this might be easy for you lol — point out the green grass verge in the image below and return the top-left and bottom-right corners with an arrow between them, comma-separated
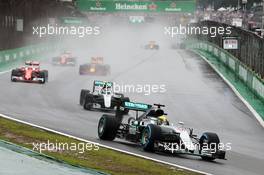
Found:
0,117 -> 200,175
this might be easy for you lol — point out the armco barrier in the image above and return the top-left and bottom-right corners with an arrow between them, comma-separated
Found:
0,43 -> 58,70
187,40 -> 264,121
191,21 -> 264,78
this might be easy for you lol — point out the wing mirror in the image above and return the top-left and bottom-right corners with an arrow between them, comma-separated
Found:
178,121 -> 184,125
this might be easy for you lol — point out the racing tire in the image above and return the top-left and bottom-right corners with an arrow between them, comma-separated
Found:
39,71 -> 46,84
199,132 -> 220,161
80,89 -> 90,105
98,114 -> 119,141
52,57 -> 59,65
11,69 -> 18,82
141,124 -> 161,152
83,94 -> 94,110
43,70 -> 48,82
69,58 -> 77,67
79,66 -> 83,75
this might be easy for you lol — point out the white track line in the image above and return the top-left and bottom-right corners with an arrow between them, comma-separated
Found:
195,52 -> 264,128
0,69 -> 12,75
0,113 -> 210,175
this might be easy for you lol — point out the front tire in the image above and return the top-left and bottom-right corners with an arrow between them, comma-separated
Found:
11,70 -> 16,82
39,71 -> 46,84
83,94 -> 93,110
98,114 -> 119,140
199,132 -> 220,161
43,70 -> 48,82
141,124 -> 161,152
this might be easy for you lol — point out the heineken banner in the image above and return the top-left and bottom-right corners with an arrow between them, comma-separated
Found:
77,0 -> 196,13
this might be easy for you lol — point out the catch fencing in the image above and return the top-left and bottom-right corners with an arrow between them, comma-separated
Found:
187,40 -> 264,104
191,21 -> 264,79
0,43 -> 58,69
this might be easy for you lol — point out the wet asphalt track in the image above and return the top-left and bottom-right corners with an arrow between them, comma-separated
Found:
0,46 -> 264,175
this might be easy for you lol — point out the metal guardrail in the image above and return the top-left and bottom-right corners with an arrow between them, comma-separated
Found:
187,40 -> 264,104
0,43 -> 58,69
190,21 -> 264,79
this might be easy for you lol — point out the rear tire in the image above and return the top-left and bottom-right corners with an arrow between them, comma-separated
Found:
11,69 -> 18,82
83,94 -> 94,110
141,124 -> 161,152
98,114 -> 119,140
80,89 -> 90,105
43,70 -> 48,82
199,132 -> 220,161
39,71 -> 46,84
79,66 -> 83,75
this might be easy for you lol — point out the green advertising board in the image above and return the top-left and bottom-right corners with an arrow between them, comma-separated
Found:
77,0 -> 196,13
61,17 -> 83,24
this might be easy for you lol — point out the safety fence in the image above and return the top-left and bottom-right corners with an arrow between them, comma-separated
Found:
191,21 -> 264,79
187,40 -> 264,108
0,43 -> 58,71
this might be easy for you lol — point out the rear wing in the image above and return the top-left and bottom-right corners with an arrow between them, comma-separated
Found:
93,80 -> 113,92
91,57 -> 104,64
123,101 -> 152,112
25,61 -> 40,66
114,101 -> 152,122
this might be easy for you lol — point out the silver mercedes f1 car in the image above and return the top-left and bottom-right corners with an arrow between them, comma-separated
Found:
98,102 -> 226,161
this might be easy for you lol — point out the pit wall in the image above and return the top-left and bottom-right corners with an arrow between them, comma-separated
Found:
187,40 -> 264,122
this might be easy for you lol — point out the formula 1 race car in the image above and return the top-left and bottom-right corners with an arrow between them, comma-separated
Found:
80,80 -> 130,113
145,41 -> 159,50
98,102 -> 226,161
52,51 -> 76,66
11,61 -> 48,84
79,57 -> 110,75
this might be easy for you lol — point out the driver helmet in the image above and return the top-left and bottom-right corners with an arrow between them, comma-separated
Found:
157,115 -> 169,125
155,109 -> 164,117
101,84 -> 107,93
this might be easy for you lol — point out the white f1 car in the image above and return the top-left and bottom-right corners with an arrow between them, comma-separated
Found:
98,102 -> 226,161
80,80 -> 130,113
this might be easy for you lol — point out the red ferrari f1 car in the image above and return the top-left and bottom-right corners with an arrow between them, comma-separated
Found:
52,51 -> 76,66
11,61 -> 48,84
